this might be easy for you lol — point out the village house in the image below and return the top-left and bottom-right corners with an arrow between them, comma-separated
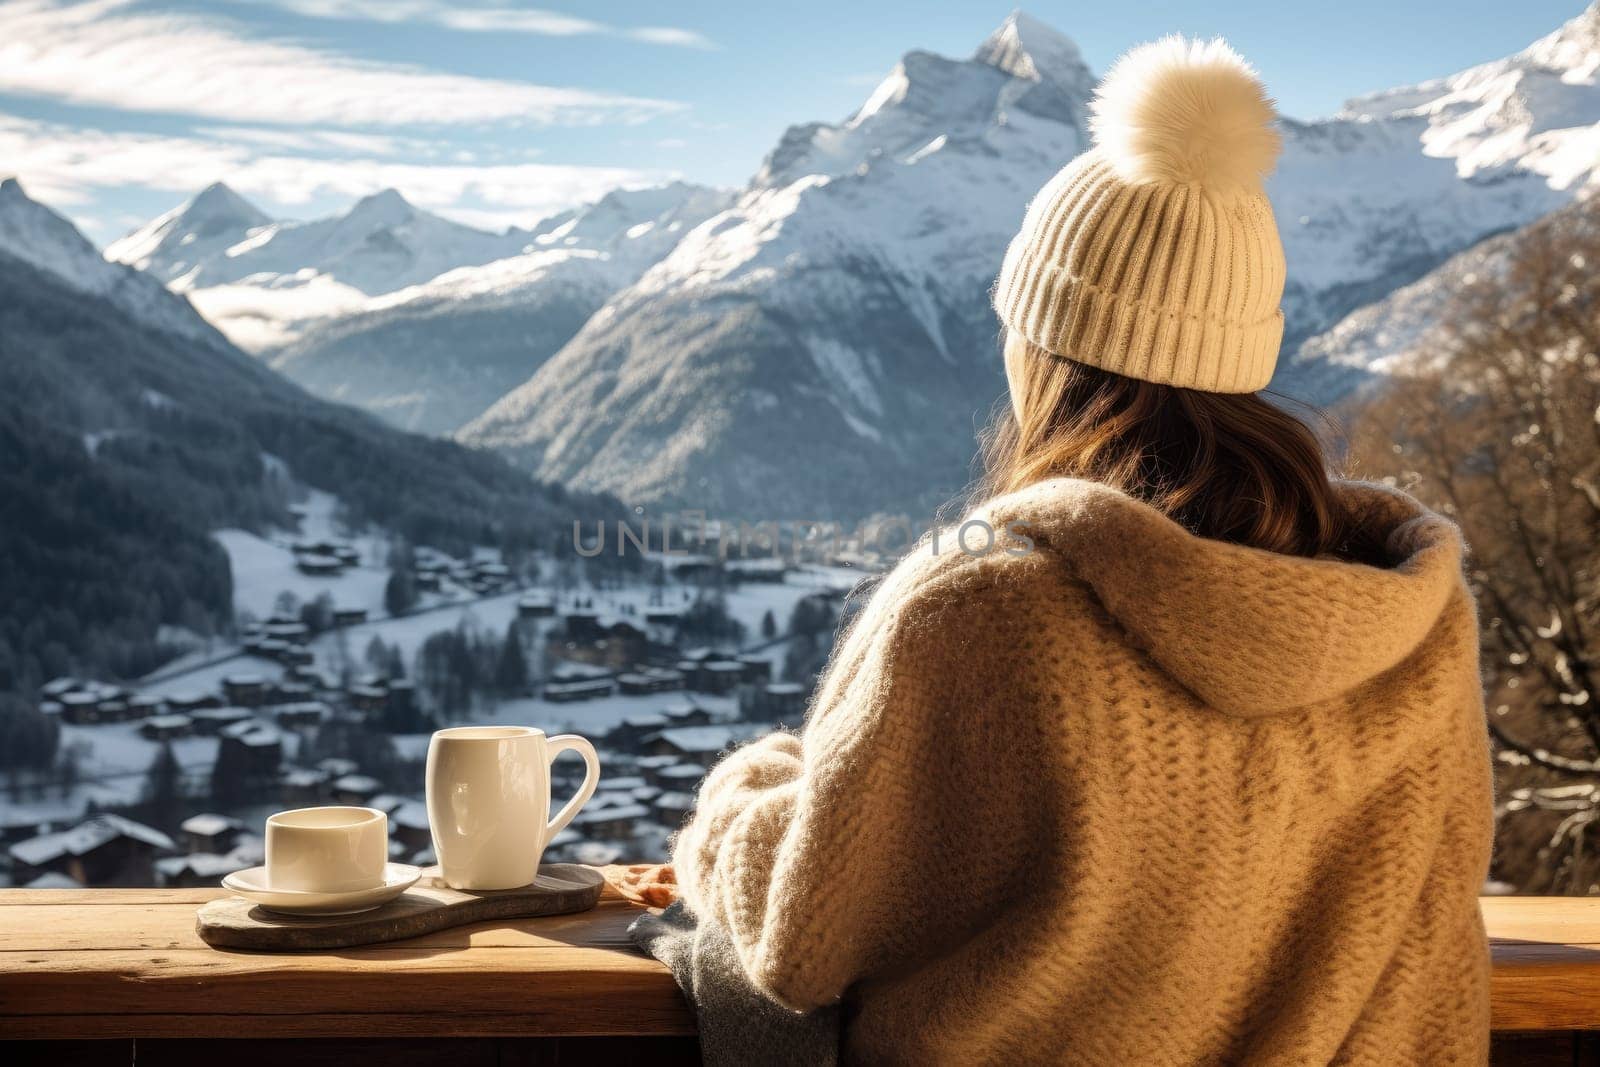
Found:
736,655 -> 772,684
651,763 -> 708,794
279,766 -> 331,807
641,725 -> 752,769
8,815 -> 175,887
692,659 -> 748,694
155,851 -> 251,889
571,804 -> 649,840
268,680 -> 314,705
165,691 -> 223,714
725,558 -> 790,583
332,606 -> 368,627
127,695 -> 164,720
216,720 -> 283,791
748,680 -> 808,721
331,774 -> 383,806
652,791 -> 696,827
517,592 -> 556,618
274,701 -> 329,728
616,667 -> 685,696
222,674 -> 269,707
643,604 -> 685,626
138,714 -> 193,741
661,702 -> 714,728
180,813 -> 242,856
58,691 -> 103,725
605,714 -> 669,753
348,682 -> 388,714
263,619 -> 311,644
185,706 -> 253,737
293,552 -> 344,577
389,801 -> 432,853
542,676 -> 615,703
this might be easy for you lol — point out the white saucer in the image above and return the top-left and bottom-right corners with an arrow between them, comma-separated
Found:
222,862 -> 422,915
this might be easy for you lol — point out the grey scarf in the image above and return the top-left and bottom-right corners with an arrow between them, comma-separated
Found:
629,902 -> 841,1066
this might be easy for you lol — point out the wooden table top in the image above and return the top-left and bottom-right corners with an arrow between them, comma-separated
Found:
0,891 -> 1595,1040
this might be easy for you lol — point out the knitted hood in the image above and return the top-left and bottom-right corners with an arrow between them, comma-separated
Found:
978,478 -> 1466,718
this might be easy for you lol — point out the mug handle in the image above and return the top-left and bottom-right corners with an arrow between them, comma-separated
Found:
544,734 -> 601,850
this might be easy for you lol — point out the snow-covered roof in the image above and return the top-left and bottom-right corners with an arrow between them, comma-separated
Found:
574,804 -> 649,824
189,706 -> 251,721
648,725 -> 752,755
567,841 -> 623,865
156,852 -> 248,879
142,714 -> 193,730
24,871 -> 82,888
333,774 -> 382,794
653,791 -> 696,812
181,813 -> 240,837
220,720 -> 281,746
391,800 -> 430,831
10,814 -> 175,867
281,766 -> 330,787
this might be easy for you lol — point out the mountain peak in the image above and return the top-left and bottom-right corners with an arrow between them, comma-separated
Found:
1521,0 -> 1600,74
184,181 -> 270,227
973,11 -> 1091,87
348,188 -> 413,221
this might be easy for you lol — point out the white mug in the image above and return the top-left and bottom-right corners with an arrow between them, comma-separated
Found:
265,805 -> 387,892
425,725 -> 601,890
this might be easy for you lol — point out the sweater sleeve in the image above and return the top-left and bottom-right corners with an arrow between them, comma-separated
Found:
671,568 -> 963,1013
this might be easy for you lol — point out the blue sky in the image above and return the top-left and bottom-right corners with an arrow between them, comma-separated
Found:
0,0 -> 1587,244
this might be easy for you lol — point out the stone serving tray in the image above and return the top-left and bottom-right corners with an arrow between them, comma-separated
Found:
196,863 -> 605,951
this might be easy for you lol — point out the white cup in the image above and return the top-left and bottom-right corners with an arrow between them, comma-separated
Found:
426,726 -> 601,891
265,805 -> 388,892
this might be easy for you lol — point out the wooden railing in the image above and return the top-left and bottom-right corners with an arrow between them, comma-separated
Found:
0,890 -> 1595,1064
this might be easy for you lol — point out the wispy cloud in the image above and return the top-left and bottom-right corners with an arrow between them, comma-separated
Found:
0,113 -> 667,228
0,0 -> 684,127
250,0 -> 718,50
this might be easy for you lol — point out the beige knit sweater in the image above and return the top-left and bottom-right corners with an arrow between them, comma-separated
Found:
673,478 -> 1494,1066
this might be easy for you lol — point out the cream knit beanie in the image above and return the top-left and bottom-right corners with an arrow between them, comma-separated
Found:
994,37 -> 1287,393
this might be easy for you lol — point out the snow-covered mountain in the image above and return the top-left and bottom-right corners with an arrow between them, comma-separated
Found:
1274,1 -> 1600,344
104,181 -> 272,287
1,180 -> 613,689
107,185 -> 531,349
460,13 -> 1092,518
265,182 -> 732,434
458,6 -> 1600,518
1295,193 -> 1597,381
0,177 -> 224,346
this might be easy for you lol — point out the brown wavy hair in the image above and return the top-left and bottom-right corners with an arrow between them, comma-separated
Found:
979,335 -> 1375,560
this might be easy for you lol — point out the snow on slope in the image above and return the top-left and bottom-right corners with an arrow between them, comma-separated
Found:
459,14 -> 1091,517
105,181 -> 271,285
1295,193 -> 1598,378
1273,1 -> 1600,340
260,182 -> 733,435
0,177 -> 222,345
460,6 -> 1600,518
107,186 -> 530,348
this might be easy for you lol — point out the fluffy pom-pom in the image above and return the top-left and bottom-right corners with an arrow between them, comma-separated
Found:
1089,36 -> 1281,202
